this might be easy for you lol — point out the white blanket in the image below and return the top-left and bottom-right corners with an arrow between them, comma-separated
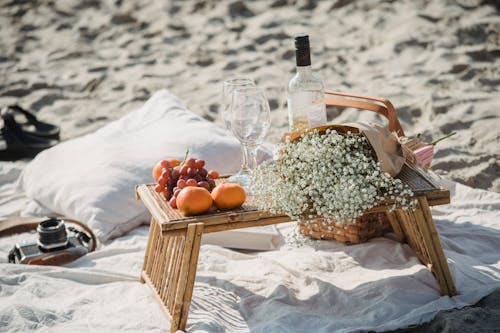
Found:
1,176 -> 499,332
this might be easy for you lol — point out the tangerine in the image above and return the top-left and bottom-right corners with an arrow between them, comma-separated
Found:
176,187 -> 213,216
211,183 -> 246,210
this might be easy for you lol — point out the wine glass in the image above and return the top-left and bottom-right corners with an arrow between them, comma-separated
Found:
221,78 -> 255,183
229,86 -> 271,193
222,78 -> 255,130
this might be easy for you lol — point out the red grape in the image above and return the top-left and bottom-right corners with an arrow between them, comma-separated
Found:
158,176 -> 168,186
187,167 -> 197,177
180,165 -> 189,175
173,188 -> 182,198
186,158 -> 196,168
160,160 -> 171,168
177,179 -> 186,189
167,178 -> 177,189
154,184 -> 165,192
163,189 -> 173,201
194,159 -> 205,168
208,179 -> 216,189
186,179 -> 197,187
161,168 -> 171,179
171,168 -> 180,180
198,181 -> 210,190
198,168 -> 208,178
169,197 -> 177,208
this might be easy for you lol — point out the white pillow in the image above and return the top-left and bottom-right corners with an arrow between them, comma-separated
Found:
19,90 -> 271,242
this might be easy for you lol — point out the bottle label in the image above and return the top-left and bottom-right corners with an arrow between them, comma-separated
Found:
288,92 -> 326,131
308,97 -> 327,127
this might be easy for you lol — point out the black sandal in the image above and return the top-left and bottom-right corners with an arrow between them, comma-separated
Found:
1,105 -> 60,140
0,112 -> 58,160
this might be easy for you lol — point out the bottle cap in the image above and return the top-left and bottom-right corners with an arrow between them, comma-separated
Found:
294,34 -> 311,66
294,34 -> 310,49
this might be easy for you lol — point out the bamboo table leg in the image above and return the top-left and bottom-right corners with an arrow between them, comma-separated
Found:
385,210 -> 405,243
140,222 -> 204,333
172,222 -> 204,332
396,197 -> 456,296
141,217 -> 158,282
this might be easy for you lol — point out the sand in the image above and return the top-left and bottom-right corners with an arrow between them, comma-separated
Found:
0,0 -> 499,331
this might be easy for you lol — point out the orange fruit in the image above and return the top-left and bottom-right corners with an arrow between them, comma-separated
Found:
211,183 -> 246,210
152,162 -> 163,181
167,158 -> 182,168
152,158 -> 182,181
176,187 -> 213,216
208,170 -> 219,179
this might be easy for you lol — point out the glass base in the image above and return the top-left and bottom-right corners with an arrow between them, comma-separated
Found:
227,169 -> 252,194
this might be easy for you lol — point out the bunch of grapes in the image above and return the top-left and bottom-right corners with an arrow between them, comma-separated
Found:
154,157 -> 219,208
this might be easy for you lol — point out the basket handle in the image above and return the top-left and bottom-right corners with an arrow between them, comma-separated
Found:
324,90 -> 405,137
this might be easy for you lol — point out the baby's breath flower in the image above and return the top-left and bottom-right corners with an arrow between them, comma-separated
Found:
251,130 -> 415,228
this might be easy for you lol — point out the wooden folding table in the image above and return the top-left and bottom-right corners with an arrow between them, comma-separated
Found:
135,164 -> 456,333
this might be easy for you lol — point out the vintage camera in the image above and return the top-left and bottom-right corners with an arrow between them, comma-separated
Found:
8,218 -> 92,265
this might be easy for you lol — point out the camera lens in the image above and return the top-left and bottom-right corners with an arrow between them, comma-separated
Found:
37,218 -> 68,250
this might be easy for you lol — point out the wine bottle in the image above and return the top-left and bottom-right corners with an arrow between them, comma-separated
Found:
287,34 -> 327,131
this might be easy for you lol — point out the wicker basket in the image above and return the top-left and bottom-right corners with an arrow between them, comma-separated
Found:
286,90 -> 406,243
299,213 -> 392,244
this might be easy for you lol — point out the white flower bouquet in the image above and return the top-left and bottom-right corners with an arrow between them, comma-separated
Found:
251,125 -> 416,243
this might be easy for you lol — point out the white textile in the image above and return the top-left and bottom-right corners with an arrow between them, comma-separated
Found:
16,90 -> 271,242
0,177 -> 499,332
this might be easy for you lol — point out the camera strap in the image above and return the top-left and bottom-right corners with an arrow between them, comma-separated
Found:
0,216 -> 97,252
7,247 -> 17,263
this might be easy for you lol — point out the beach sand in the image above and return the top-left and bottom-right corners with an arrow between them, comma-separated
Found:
1,0 -> 499,331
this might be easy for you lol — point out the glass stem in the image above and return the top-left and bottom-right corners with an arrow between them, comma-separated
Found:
240,144 -> 250,172
246,145 -> 258,171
